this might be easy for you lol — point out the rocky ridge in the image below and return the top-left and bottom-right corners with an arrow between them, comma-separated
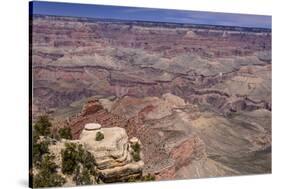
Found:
57,94 -> 271,180
79,125 -> 144,182
47,122 -> 144,186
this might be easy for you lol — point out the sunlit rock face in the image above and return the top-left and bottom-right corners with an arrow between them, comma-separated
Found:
79,125 -> 144,182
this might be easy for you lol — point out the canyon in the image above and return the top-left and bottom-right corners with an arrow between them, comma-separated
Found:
31,15 -> 271,182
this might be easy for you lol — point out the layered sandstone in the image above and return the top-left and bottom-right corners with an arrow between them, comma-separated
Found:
79,125 -> 144,182
48,123 -> 144,185
31,15 -> 271,118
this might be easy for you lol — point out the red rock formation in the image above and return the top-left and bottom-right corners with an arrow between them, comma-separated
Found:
170,137 -> 206,170
81,98 -> 103,116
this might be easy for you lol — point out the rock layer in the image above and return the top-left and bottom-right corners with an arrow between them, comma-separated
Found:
31,15 -> 271,118
79,125 -> 144,182
48,124 -> 144,184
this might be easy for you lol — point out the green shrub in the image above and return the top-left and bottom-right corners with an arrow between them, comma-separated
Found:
33,154 -> 66,188
127,176 -> 139,182
61,143 -> 96,177
142,173 -> 155,181
32,140 -> 50,167
58,127 -> 73,140
131,143 -> 140,153
38,154 -> 58,172
127,174 -> 155,182
131,151 -> 141,162
73,166 -> 93,185
33,115 -> 52,137
61,143 -> 78,175
95,132 -> 104,141
79,150 -> 96,175
131,142 -> 141,162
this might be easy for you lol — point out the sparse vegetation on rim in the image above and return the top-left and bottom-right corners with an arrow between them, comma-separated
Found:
33,115 -> 52,137
58,127 -> 73,140
61,143 -> 96,176
33,154 -> 66,188
142,173 -> 156,181
73,166 -> 93,185
95,131 -> 104,141
32,115 -> 52,167
127,173 -> 156,182
32,139 -> 50,167
131,142 -> 141,162
32,116 -> 99,187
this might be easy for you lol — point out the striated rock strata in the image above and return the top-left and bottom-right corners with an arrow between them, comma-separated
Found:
48,123 -> 144,185
31,15 -> 271,118
79,125 -> 144,182
58,94 -> 270,180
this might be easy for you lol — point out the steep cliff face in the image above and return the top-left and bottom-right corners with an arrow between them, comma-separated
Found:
79,126 -> 144,182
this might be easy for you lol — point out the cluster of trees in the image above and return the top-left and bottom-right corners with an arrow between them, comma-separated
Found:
58,127 -> 72,140
33,115 -> 72,141
31,115 -> 155,187
32,115 -> 52,167
61,142 -> 97,185
33,154 -> 66,187
32,115 -> 95,187
32,116 -> 74,165
32,115 -> 66,187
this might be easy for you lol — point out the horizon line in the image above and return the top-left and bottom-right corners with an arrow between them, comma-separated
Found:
31,14 -> 272,32
30,1 -> 272,29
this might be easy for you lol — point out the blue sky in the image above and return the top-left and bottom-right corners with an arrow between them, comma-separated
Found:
30,1 -> 271,28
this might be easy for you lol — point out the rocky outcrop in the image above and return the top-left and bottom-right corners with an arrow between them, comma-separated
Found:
79,124 -> 144,182
81,98 -> 103,116
49,91 -> 271,182
48,123 -> 144,185
66,99 -> 130,139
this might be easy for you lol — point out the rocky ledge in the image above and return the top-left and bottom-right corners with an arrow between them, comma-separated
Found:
79,124 -> 144,182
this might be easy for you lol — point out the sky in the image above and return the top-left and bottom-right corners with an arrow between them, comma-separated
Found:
30,1 -> 272,29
